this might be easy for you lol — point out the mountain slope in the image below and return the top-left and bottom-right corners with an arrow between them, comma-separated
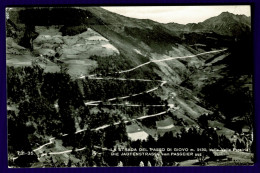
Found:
202,12 -> 251,36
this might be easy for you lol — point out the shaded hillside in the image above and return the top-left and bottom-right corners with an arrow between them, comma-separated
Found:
181,36 -> 253,132
124,25 -> 181,53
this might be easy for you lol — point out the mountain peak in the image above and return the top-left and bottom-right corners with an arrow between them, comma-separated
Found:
219,11 -> 234,16
201,11 -> 251,36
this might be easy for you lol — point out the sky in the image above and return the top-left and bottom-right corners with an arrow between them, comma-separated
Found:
102,6 -> 251,24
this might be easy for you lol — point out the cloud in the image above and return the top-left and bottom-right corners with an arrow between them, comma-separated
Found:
102,6 -> 251,24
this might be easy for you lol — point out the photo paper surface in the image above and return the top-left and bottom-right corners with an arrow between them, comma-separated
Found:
6,6 -> 254,167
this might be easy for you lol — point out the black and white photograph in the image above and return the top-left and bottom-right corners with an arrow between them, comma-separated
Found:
6,6 -> 254,167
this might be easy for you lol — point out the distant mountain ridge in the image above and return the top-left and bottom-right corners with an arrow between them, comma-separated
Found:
165,11 -> 251,37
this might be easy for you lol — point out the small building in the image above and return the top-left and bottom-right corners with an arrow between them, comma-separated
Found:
209,150 -> 228,161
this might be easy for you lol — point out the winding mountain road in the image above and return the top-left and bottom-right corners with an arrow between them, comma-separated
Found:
23,48 -> 227,159
33,106 -> 181,157
85,49 -> 227,78
84,80 -> 167,105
